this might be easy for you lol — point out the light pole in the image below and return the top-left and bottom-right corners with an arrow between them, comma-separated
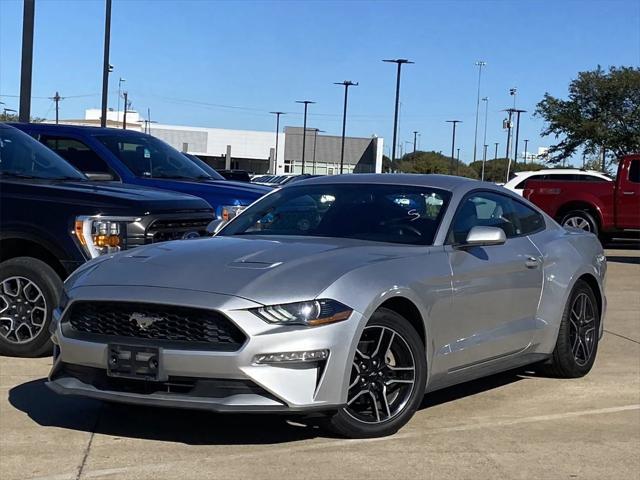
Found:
472,61 -> 486,165
295,100 -> 314,174
494,142 -> 499,160
413,131 -> 419,153
117,77 -> 125,123
312,129 -> 325,174
334,81 -> 358,174
19,0 -> 35,123
383,59 -> 414,165
481,96 -> 489,180
523,139 -> 529,165
446,120 -> 461,175
270,111 -> 285,174
100,0 -> 112,127
511,109 -> 526,176
456,148 -> 461,176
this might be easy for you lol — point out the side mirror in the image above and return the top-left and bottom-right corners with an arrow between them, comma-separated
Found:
85,172 -> 115,181
206,218 -> 227,235
456,226 -> 506,248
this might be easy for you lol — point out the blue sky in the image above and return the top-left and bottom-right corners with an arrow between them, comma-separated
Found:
1,0 -> 639,163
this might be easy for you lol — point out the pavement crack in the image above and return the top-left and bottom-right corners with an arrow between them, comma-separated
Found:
605,329 -> 640,345
76,405 -> 103,480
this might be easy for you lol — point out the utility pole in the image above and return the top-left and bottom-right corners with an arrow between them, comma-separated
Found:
494,142 -> 499,160
295,100 -> 314,174
383,59 -> 414,164
117,77 -> 125,121
269,111 -> 285,174
446,120 -> 461,175
511,109 -> 526,175
51,91 -> 62,124
122,92 -> 128,129
19,0 -> 35,123
413,131 -> 418,153
523,139 -> 529,165
456,148 -> 461,176
100,0 -> 112,127
334,80 -> 358,174
472,61 -> 486,165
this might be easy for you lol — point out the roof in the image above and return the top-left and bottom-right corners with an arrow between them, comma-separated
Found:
295,173 -> 478,191
8,122 -> 148,137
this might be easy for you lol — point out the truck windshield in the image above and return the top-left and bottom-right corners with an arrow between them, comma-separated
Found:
95,134 -> 215,180
0,125 -> 87,181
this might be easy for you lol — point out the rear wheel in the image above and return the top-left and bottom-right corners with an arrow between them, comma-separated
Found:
544,280 -> 600,378
561,210 -> 599,237
326,308 -> 427,438
0,257 -> 61,357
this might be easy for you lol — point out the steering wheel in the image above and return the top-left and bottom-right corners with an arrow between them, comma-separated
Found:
379,217 -> 423,237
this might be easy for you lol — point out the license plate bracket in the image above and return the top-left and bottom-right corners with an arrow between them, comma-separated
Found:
107,344 -> 163,381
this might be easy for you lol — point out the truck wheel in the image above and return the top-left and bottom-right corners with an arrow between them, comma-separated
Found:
0,257 -> 62,357
561,210 -> 599,237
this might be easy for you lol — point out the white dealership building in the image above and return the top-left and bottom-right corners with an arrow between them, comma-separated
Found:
67,110 -> 384,175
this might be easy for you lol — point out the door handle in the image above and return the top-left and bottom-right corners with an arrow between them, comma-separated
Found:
622,191 -> 636,195
525,256 -> 540,268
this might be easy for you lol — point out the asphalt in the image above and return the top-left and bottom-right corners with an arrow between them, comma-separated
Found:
1,247 -> 638,480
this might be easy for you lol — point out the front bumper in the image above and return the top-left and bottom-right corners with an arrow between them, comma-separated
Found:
48,285 -> 363,413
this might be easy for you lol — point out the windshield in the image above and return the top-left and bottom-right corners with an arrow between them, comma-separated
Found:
220,183 -> 451,245
95,134 -> 214,180
184,153 -> 225,180
0,126 -> 86,181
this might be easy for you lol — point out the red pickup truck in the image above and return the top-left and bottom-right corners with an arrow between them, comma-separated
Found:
523,154 -> 640,241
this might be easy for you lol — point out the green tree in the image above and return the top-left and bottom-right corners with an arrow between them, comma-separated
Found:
396,151 -> 478,179
535,66 -> 640,167
0,111 -> 45,123
382,155 -> 392,173
468,158 -> 546,183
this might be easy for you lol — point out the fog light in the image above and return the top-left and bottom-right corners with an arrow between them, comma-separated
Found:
253,349 -> 329,365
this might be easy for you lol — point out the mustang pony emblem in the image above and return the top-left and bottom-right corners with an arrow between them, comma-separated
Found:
130,312 -> 163,331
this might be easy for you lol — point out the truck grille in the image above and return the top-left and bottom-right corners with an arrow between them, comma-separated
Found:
146,218 -> 211,243
64,302 -> 246,350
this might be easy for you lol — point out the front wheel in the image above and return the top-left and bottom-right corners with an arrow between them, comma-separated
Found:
326,308 -> 427,438
0,257 -> 62,357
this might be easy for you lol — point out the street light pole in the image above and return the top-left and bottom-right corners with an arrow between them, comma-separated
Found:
481,96 -> 489,180
19,0 -> 35,123
383,59 -> 414,165
494,142 -> 499,160
456,148 -> 461,176
482,144 -> 488,180
446,120 -> 461,175
100,0 -> 112,127
413,131 -> 418,153
334,81 -> 358,174
269,111 -> 285,174
122,91 -> 128,130
312,129 -> 325,175
472,61 -> 486,165
295,100 -> 315,174
523,139 -> 529,165
511,109 -> 526,175
117,77 -> 125,123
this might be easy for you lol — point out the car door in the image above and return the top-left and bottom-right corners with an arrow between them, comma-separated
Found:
439,191 -> 543,373
617,157 -> 640,229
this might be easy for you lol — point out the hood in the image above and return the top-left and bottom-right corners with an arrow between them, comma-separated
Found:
1,179 -> 212,215
70,235 -> 418,305
147,178 -> 270,205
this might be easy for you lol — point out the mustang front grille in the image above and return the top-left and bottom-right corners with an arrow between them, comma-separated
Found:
63,301 -> 246,350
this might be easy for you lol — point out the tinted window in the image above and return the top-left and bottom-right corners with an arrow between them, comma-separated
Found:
96,134 -> 213,180
220,184 -> 450,246
515,174 -> 546,189
629,160 -> 640,183
41,136 -> 112,175
0,126 -> 86,180
449,191 -> 543,243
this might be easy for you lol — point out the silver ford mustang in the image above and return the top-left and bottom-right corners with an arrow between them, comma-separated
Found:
48,174 -> 606,438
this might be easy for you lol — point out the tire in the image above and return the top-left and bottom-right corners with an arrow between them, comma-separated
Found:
0,257 -> 62,357
543,279 -> 600,378
561,210 -> 599,237
326,308 -> 427,438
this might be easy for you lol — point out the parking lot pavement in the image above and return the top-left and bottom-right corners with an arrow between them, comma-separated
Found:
1,248 -> 639,480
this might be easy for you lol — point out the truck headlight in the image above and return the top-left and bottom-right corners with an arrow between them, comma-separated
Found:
219,205 -> 245,221
74,216 -> 137,258
251,299 -> 352,326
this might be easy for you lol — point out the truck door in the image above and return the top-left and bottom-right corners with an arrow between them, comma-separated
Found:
617,157 -> 640,229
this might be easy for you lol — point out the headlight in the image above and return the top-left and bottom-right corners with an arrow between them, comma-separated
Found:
251,299 -> 352,327
219,205 -> 244,221
74,216 -> 137,258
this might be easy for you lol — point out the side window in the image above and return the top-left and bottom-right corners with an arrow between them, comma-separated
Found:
515,174 -> 545,190
629,160 -> 640,183
510,200 -> 545,235
41,136 -> 113,176
449,192 -> 519,243
584,175 -> 608,182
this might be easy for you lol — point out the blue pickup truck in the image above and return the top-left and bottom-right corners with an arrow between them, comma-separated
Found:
11,123 -> 270,220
